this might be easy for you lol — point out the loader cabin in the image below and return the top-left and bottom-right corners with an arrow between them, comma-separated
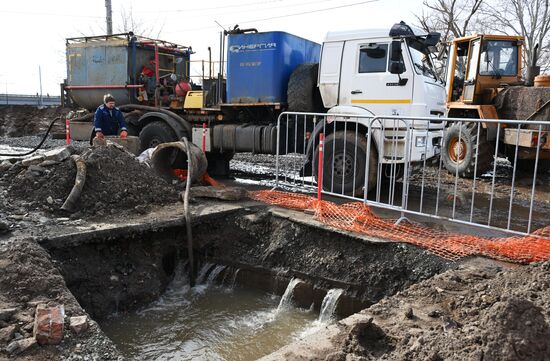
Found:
446,34 -> 524,117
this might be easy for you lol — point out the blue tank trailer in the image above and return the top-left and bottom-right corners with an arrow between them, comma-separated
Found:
226,31 -> 320,104
63,28 -> 322,172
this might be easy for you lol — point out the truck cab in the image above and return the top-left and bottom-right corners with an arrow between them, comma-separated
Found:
313,22 -> 444,193
319,26 -> 446,118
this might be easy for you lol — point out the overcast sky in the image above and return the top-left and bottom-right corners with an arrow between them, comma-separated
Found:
0,0 -> 423,95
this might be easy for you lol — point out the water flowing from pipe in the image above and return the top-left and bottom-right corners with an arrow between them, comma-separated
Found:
318,289 -> 344,323
206,265 -> 227,285
195,263 -> 214,284
231,269 -> 241,289
277,278 -> 302,312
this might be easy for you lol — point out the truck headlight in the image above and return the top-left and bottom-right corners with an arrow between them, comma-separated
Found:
415,136 -> 426,148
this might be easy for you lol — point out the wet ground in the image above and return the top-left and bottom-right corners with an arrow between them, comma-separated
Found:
231,153 -> 550,236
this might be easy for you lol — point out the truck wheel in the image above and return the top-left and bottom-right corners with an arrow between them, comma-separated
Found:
313,131 -> 377,196
442,123 -> 493,178
139,121 -> 178,152
287,63 -> 324,113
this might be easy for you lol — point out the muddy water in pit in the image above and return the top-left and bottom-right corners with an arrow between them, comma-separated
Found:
101,268 -> 332,361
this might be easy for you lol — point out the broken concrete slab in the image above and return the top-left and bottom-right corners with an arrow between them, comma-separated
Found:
43,145 -> 75,162
186,186 -> 248,201
93,136 -> 140,156
21,155 -> 45,167
69,315 -> 89,335
5,337 -> 37,355
0,324 -> 17,343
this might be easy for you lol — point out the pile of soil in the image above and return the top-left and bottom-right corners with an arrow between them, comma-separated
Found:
494,86 -> 550,123
4,145 -> 180,219
0,239 -> 121,360
0,106 -> 69,137
330,261 -> 550,361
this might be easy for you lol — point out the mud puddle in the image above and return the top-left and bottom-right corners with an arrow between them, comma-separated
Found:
100,264 -> 338,361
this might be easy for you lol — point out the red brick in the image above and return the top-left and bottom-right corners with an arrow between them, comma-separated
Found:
33,304 -> 64,345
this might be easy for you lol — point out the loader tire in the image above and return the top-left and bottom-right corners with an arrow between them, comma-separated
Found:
287,63 -> 324,112
139,121 -> 178,152
313,131 -> 377,196
442,123 -> 493,178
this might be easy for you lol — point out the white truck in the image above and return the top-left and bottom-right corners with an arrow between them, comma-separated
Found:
303,21 -> 446,194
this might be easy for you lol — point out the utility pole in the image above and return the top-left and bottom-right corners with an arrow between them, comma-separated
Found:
105,0 -> 113,35
38,66 -> 43,107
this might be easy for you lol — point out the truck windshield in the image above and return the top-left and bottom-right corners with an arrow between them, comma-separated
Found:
409,46 -> 439,81
479,40 -> 518,77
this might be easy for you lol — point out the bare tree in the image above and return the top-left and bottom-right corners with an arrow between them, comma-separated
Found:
117,5 -> 165,38
415,0 -> 485,43
415,0 -> 485,76
482,0 -> 550,71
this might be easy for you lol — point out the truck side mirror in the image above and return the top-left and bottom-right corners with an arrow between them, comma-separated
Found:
390,40 -> 402,62
390,62 -> 405,74
389,40 -> 405,75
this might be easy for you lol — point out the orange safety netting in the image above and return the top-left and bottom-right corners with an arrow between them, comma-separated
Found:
173,169 -> 221,188
249,190 -> 550,264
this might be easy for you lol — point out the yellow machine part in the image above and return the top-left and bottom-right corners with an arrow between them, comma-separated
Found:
184,91 -> 204,109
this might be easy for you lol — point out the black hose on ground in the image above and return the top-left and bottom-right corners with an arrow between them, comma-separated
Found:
182,136 -> 195,287
0,116 -> 62,157
118,104 -> 192,136
61,154 -> 88,212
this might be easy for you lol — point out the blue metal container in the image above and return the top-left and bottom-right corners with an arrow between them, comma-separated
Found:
226,31 -> 321,104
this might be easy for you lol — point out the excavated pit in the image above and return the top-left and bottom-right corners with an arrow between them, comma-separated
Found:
39,207 -> 454,360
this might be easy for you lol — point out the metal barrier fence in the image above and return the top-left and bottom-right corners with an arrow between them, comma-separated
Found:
0,94 -> 61,106
274,111 -> 550,237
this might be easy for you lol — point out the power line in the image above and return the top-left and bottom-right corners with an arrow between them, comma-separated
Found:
165,0 -> 380,34
234,0 -> 380,25
146,0 -> 335,18
134,0 -> 284,14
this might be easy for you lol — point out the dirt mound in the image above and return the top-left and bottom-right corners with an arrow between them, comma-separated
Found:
494,86 -> 550,123
5,145 -> 180,218
0,106 -> 69,137
0,239 -> 121,360
482,297 -> 550,361
331,261 -> 550,361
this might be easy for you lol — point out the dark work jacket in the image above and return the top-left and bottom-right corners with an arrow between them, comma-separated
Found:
93,104 -> 128,136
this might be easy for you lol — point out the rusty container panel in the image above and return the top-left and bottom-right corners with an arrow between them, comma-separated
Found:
67,42 -> 130,111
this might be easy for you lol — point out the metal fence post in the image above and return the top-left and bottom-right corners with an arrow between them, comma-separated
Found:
65,117 -> 71,145
202,122 -> 207,153
317,133 -> 324,201
274,113 -> 282,190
